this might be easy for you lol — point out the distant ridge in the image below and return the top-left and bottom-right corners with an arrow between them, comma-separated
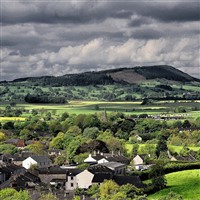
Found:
11,65 -> 199,86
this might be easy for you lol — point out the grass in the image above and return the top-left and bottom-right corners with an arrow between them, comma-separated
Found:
0,117 -> 26,121
125,143 -> 200,155
148,170 -> 200,200
0,100 -> 199,117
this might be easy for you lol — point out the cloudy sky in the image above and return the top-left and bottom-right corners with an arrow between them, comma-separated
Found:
1,0 -> 200,81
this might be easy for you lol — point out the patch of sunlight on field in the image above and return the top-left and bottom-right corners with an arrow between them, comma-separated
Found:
0,117 -> 26,121
148,170 -> 200,200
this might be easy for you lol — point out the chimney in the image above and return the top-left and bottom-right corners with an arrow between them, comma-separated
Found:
93,150 -> 96,156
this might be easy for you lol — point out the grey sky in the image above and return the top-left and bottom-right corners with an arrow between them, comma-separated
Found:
1,0 -> 200,81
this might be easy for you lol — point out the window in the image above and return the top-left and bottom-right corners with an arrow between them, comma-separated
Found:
71,183 -> 74,187
71,176 -> 74,180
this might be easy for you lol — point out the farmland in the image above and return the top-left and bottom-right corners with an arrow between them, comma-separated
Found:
0,100 -> 200,117
148,170 -> 200,200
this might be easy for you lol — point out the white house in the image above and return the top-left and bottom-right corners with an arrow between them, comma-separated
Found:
65,169 -> 82,191
133,154 -> 151,171
22,156 -> 52,169
76,169 -> 94,189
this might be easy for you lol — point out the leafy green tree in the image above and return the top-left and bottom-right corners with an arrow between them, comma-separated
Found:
0,188 -> 31,200
87,184 -> 99,198
0,131 -> 6,142
26,141 -> 46,155
119,184 -> 143,199
54,155 -> 67,165
0,144 -> 18,154
83,127 -> 100,139
60,112 -> 69,121
99,180 -> 119,200
66,136 -> 87,162
149,162 -> 166,190
83,114 -> 101,129
3,121 -> 14,129
49,120 -> 62,133
67,125 -> 82,136
131,143 -> 139,157
39,192 -> 59,200
49,132 -> 65,149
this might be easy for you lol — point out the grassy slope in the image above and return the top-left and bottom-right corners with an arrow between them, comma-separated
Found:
148,170 -> 200,200
125,143 -> 200,155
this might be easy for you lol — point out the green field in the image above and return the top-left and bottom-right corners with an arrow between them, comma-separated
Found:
148,170 -> 200,200
125,143 -> 200,155
1,100 -> 200,117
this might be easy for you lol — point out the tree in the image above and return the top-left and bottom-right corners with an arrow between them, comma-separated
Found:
26,141 -> 46,155
87,184 -> 99,198
119,184 -> 143,199
3,121 -> 14,129
83,127 -> 99,139
0,144 -> 18,155
0,188 -> 31,200
99,180 -> 119,200
149,162 -> 166,190
67,126 -> 82,136
0,131 -> 6,142
131,144 -> 139,157
155,131 -> 169,158
54,155 -> 67,165
60,112 -> 69,121
39,193 -> 59,200
49,132 -> 65,149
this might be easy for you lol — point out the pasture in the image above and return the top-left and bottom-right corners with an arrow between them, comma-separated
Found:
148,170 -> 200,200
125,143 -> 200,155
0,100 -> 199,117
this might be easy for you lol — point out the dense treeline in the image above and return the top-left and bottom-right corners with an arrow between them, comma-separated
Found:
24,93 -> 67,104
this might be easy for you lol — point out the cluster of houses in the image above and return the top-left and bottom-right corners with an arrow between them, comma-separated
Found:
0,151 -> 145,193
0,137 -> 197,199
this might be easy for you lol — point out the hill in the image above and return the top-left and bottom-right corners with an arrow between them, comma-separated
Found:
11,65 -> 199,86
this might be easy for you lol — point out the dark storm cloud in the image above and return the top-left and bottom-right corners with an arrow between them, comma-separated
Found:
1,0 -> 200,80
1,1 -> 199,25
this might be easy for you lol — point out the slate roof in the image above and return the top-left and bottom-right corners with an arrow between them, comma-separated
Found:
91,154 -> 105,161
0,164 -> 25,173
92,172 -> 113,183
174,155 -> 196,162
4,139 -> 25,147
113,175 -> 144,188
88,164 -> 113,174
37,166 -> 67,174
104,154 -> 130,164
30,156 -> 51,163
100,162 -> 126,169
67,168 -> 82,176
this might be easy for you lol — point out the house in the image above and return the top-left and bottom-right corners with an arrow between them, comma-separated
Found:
100,162 -> 126,174
113,175 -> 144,188
4,139 -> 25,149
92,172 -> 113,185
22,156 -> 52,169
48,149 -> 62,157
133,154 -> 150,170
84,154 -> 105,164
170,155 -> 196,162
76,165 -> 113,189
0,164 -> 26,184
65,169 -> 82,191
84,153 -> 129,165
36,165 -> 67,184
11,172 -> 41,190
